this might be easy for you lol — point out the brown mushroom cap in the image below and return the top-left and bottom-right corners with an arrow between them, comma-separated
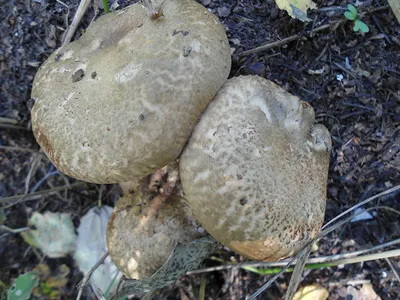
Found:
180,76 -> 331,261
106,189 -> 204,279
31,0 -> 231,184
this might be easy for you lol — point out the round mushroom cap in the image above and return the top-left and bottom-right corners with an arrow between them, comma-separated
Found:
180,76 -> 331,261
31,0 -> 231,184
107,190 -> 204,279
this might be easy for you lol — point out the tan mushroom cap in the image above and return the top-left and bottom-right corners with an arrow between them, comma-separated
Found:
180,76 -> 331,261
31,0 -> 231,184
106,190 -> 204,279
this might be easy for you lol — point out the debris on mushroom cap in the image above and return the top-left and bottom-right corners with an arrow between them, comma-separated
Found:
180,75 -> 332,261
30,0 -> 231,184
106,184 -> 204,279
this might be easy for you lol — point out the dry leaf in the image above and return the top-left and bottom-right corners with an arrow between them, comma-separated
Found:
274,0 -> 317,22
347,283 -> 381,300
293,284 -> 329,300
21,212 -> 76,258
387,0 -> 400,24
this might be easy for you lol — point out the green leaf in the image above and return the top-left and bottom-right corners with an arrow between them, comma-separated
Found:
344,11 -> 356,20
7,271 -> 39,300
118,236 -> 217,297
353,20 -> 361,32
347,4 -> 358,16
357,20 -> 370,33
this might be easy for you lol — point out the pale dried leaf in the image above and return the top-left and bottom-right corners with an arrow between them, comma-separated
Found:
274,0 -> 317,21
74,206 -> 121,295
21,212 -> 76,258
293,284 -> 329,300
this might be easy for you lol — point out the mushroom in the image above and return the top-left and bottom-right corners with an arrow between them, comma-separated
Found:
180,75 -> 331,261
106,162 -> 204,279
30,0 -> 231,184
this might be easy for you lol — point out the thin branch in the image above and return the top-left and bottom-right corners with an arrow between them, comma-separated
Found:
0,225 -> 30,234
62,0 -> 92,46
0,145 -> 38,153
76,251 -> 109,300
234,22 -> 339,57
385,258 -> 400,282
235,5 -> 390,57
0,182 -> 86,205
322,185 -> 400,230
0,117 -> 18,124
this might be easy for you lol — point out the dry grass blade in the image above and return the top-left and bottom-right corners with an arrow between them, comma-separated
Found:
284,244 -> 312,300
188,238 -> 400,275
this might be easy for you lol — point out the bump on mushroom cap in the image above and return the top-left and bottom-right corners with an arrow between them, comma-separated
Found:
31,0 -> 231,184
180,75 -> 331,261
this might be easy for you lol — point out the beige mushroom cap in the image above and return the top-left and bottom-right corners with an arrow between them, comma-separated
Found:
31,0 -> 231,184
106,190 -> 204,279
180,76 -> 331,261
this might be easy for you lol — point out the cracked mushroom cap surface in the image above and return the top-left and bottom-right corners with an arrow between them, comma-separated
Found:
106,190 -> 204,279
180,75 -> 331,261
31,0 -> 231,184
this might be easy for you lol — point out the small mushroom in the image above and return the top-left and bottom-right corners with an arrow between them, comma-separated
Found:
180,76 -> 331,261
107,180 -> 204,279
31,0 -> 231,184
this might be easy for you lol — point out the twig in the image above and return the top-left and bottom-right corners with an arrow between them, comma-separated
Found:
235,5 -> 390,58
62,0 -> 92,46
322,185 -> 400,230
76,251 -> 109,300
0,225 -> 30,234
0,182 -> 85,205
234,22 -> 339,57
385,258 -> 400,282
0,117 -> 18,124
0,124 -> 29,130
0,145 -> 38,153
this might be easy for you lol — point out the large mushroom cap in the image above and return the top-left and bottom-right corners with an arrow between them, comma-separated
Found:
106,190 -> 203,279
180,76 -> 331,261
31,0 -> 231,184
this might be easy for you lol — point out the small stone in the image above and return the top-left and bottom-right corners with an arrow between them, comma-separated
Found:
230,38 -> 240,45
202,0 -> 211,6
218,7 -> 230,18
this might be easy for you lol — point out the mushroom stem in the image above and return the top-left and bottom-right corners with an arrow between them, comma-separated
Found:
148,161 -> 179,218
148,166 -> 168,192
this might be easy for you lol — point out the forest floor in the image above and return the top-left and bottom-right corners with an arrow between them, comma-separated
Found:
0,0 -> 399,299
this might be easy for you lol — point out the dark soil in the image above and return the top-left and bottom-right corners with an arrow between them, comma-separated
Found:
1,0 -> 399,299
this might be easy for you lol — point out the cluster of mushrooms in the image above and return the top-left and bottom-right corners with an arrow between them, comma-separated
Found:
30,0 -> 331,284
